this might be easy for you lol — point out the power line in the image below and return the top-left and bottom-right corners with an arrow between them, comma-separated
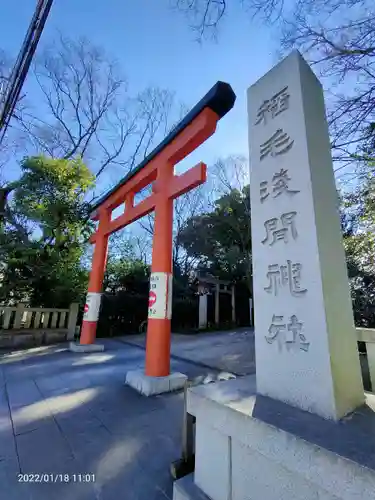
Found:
0,0 -> 54,146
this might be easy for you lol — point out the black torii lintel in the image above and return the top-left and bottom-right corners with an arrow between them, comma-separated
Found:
90,81 -> 236,213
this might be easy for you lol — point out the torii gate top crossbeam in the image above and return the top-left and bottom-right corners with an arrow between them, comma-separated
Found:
90,81 -> 236,242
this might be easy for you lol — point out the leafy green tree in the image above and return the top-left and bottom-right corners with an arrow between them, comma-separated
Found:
341,165 -> 375,326
0,155 -> 95,307
180,185 -> 252,292
104,257 -> 149,294
12,156 -> 94,246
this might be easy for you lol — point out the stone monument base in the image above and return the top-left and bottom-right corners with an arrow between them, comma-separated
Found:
125,370 -> 187,396
173,375 -> 375,500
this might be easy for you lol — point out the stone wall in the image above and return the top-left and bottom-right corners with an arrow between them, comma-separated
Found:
0,329 -> 71,349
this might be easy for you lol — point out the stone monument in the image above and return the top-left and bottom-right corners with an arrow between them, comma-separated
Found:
249,50 -> 364,420
173,51 -> 375,500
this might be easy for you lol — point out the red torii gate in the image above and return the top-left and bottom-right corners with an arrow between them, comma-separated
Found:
80,81 -> 236,379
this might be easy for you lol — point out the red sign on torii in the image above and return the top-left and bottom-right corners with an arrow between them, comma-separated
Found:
80,81 -> 236,378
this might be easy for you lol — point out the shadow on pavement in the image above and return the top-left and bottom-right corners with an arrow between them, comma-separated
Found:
0,340 -> 193,500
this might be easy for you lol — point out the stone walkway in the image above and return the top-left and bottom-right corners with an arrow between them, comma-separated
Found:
122,327 -> 256,376
0,331 -> 255,499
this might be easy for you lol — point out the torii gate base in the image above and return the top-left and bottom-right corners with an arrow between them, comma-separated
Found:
69,342 -> 104,353
126,369 -> 188,396
70,82 -> 235,396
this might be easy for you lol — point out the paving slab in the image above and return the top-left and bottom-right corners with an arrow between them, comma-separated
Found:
0,336 -> 238,499
0,363 -> 5,387
0,432 -> 18,462
93,460 -> 170,500
23,459 -> 99,500
137,433 -> 180,499
58,419 -> 112,461
0,387 -> 18,462
12,408 -> 54,437
120,328 -> 256,376
16,421 -> 75,472
6,379 -> 44,410
0,459 -> 31,500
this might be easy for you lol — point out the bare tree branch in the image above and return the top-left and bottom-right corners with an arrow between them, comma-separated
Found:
173,0 -> 375,174
0,49 -> 28,180
8,34 -> 178,189
29,36 -> 123,171
171,0 -> 227,39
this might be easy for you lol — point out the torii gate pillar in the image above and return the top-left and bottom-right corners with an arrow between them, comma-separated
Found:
145,162 -> 174,377
71,82 -> 236,393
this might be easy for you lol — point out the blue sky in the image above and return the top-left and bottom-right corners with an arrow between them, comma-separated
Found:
1,0 -> 277,192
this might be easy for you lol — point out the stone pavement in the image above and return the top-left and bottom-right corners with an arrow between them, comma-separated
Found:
0,337 -> 237,500
121,327 -> 256,376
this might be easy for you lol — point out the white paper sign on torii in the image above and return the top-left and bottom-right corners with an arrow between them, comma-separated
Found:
148,272 -> 172,320
83,292 -> 102,322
